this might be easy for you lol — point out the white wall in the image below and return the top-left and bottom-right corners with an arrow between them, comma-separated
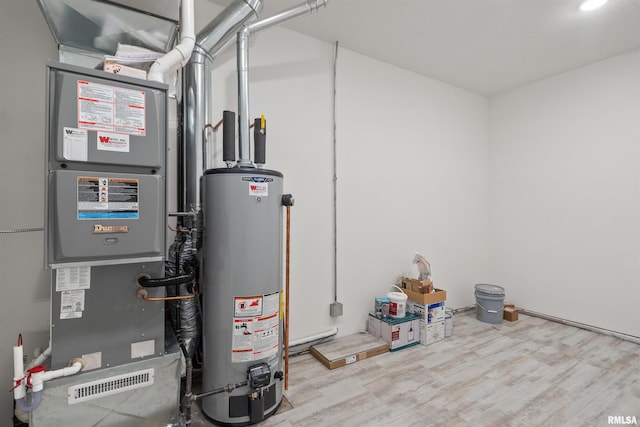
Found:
211,30 -> 490,340
0,0 -> 58,422
211,27 -> 336,342
489,49 -> 640,337
335,50 -> 490,333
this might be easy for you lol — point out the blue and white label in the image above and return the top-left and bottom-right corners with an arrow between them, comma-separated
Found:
77,177 -> 139,220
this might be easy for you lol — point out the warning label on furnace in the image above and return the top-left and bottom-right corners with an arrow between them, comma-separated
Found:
231,292 -> 280,363
77,177 -> 139,219
77,80 -> 146,136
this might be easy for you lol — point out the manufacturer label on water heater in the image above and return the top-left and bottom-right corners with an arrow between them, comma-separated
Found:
242,176 -> 272,197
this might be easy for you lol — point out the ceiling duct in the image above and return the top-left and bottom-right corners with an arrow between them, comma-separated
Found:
36,0 -> 179,64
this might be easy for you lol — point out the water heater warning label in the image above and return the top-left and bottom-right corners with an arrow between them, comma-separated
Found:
77,177 -> 139,219
234,296 -> 263,317
232,292 -> 280,363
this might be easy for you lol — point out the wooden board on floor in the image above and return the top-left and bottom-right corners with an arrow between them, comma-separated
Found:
310,332 -> 389,369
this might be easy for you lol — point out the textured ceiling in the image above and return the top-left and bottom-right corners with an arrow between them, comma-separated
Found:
212,0 -> 640,95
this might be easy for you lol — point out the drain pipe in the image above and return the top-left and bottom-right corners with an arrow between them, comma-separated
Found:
148,0 -> 196,83
236,0 -> 330,167
289,327 -> 338,349
12,335 -> 84,414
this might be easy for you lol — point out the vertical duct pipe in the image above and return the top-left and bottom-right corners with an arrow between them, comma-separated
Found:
236,0 -> 330,166
236,29 -> 252,167
181,0 -> 263,214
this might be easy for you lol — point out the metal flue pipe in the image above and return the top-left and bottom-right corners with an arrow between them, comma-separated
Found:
181,0 -> 263,214
236,0 -> 329,167
197,0 -> 263,57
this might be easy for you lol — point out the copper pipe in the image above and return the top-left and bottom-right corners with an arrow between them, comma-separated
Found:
143,287 -> 196,302
285,205 -> 291,390
211,119 -> 224,132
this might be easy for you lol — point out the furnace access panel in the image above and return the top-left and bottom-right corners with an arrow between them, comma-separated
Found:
45,62 -> 167,266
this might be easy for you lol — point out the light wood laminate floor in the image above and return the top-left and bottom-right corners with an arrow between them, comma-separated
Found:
194,311 -> 640,426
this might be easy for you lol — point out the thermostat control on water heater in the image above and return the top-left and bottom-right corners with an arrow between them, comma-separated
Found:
248,363 -> 271,389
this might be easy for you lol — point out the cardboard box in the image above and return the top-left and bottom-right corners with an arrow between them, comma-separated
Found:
400,278 -> 447,305
419,320 -> 445,345
377,312 -> 420,351
367,314 -> 382,338
310,332 -> 389,369
407,301 -> 445,323
402,277 -> 433,294
503,307 -> 519,321
103,61 -> 147,79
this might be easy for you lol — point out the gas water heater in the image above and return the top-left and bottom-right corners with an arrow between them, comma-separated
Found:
200,166 -> 286,424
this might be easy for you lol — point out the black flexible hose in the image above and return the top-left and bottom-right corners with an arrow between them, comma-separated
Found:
139,261 -> 196,288
179,341 -> 193,425
138,272 -> 194,288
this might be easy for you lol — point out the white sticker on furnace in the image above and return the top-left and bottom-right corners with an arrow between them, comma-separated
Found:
63,127 -> 88,161
56,266 -> 91,291
97,131 -> 130,152
60,290 -> 85,319
249,182 -> 268,197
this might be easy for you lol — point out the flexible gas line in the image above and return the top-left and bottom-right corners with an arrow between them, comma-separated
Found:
0,227 -> 43,234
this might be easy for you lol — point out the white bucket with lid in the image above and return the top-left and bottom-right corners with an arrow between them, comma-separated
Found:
387,285 -> 408,318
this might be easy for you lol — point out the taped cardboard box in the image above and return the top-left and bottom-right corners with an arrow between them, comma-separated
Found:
407,300 -> 445,323
403,277 -> 433,294
419,320 -> 445,345
103,61 -> 147,79
373,312 -> 420,351
400,278 -> 446,305
503,306 -> 519,321
311,332 -> 388,370
367,313 -> 382,338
